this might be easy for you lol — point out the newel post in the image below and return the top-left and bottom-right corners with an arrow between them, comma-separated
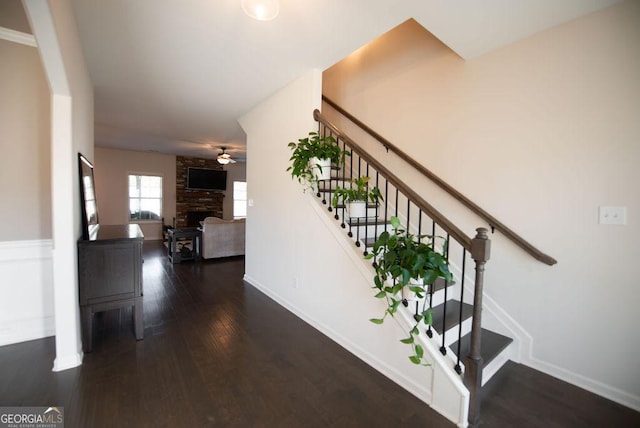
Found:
465,227 -> 491,427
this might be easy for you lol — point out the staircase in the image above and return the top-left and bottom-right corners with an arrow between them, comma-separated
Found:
307,105 -> 556,427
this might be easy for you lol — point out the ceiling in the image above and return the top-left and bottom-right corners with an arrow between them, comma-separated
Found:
69,0 -> 622,161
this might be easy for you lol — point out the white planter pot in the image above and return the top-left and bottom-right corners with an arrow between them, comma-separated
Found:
347,200 -> 367,218
311,157 -> 332,181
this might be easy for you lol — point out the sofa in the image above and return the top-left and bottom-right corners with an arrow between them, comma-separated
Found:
201,217 -> 245,259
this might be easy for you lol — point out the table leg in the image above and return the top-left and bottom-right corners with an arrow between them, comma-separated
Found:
134,297 -> 144,340
81,306 -> 93,353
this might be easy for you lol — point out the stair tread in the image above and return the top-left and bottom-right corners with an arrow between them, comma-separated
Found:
335,203 -> 379,209
362,236 -> 378,247
451,328 -> 513,367
363,235 -> 439,247
318,184 -> 380,192
397,277 -> 451,294
318,178 -> 349,183
431,300 -> 473,334
318,187 -> 379,194
346,218 -> 390,226
423,277 -> 450,293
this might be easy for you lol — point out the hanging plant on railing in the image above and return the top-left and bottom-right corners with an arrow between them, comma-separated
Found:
365,216 -> 452,365
331,176 -> 382,218
287,132 -> 349,193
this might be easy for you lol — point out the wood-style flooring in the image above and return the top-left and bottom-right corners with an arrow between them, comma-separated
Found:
0,240 -> 638,427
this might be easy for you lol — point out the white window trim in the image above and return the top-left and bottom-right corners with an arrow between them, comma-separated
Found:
233,181 -> 247,219
128,172 -> 164,223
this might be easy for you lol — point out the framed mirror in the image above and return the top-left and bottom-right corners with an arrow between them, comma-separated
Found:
78,153 -> 99,240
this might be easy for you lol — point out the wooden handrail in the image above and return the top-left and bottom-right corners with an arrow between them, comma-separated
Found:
321,96 -> 557,266
314,109 -> 473,250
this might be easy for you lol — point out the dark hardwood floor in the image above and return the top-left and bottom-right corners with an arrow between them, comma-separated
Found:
1,240 -> 639,427
481,361 -> 640,427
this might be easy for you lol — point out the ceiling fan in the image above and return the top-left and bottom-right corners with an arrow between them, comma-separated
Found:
217,147 -> 236,165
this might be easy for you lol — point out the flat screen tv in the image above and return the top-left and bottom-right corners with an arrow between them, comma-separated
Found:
187,167 -> 227,191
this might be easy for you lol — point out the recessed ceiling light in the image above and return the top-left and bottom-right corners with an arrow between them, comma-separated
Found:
241,0 -> 279,21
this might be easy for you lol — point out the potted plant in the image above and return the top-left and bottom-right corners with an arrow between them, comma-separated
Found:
365,216 -> 452,365
287,132 -> 348,192
331,176 -> 382,218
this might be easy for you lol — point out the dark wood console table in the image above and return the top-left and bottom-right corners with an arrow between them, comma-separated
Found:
167,228 -> 201,263
78,224 -> 144,352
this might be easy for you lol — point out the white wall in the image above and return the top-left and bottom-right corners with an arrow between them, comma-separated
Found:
239,70 -> 469,425
323,1 -> 640,410
24,0 -> 94,371
94,147 -> 176,240
0,241 -> 54,346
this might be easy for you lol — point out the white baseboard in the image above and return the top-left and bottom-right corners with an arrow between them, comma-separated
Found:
298,196 -> 468,425
243,274 -> 470,426
0,316 -> 55,347
524,357 -> 640,412
243,274 -> 433,403
53,352 -> 83,372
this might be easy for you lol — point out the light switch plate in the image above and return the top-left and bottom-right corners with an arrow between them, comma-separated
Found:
599,206 -> 626,225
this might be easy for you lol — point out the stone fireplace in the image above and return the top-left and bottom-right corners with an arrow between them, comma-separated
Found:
186,211 -> 214,227
175,156 -> 224,228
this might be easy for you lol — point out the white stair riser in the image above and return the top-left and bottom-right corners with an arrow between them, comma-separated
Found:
327,194 -> 516,392
442,317 -> 473,348
345,206 -> 383,218
452,346 -> 515,386
399,299 -> 472,348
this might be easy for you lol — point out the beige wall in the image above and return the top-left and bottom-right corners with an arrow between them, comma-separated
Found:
0,12 -> 54,348
0,0 -> 96,368
0,39 -> 51,241
0,0 -> 31,33
94,147 -> 243,235
38,0 -> 96,371
94,147 -> 176,240
323,1 -> 640,408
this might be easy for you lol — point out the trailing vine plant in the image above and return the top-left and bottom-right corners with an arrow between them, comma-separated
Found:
331,176 -> 383,207
365,216 -> 452,365
287,132 -> 349,193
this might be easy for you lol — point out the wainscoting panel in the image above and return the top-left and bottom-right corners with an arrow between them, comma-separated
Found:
0,239 -> 55,346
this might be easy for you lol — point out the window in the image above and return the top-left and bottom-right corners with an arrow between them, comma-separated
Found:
233,181 -> 247,219
129,174 -> 162,221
